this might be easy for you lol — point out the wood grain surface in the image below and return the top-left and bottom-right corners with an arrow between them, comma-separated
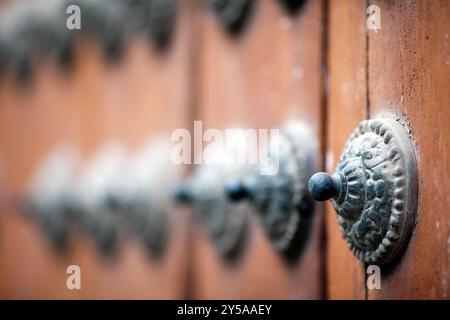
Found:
0,59 -> 86,299
0,0 -> 194,299
1,0 -> 448,300
191,0 -> 325,299
325,0 -> 367,300
367,0 -> 449,299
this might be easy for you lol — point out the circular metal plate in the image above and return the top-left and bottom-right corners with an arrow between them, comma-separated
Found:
124,139 -> 174,256
334,118 -> 417,264
24,146 -> 79,252
249,124 -> 314,255
190,162 -> 249,257
76,144 -> 129,257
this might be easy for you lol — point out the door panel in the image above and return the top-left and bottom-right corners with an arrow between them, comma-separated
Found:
326,0 -> 449,300
326,0 -> 367,300
0,61 -> 85,299
0,0 -> 194,299
74,0 -> 193,297
192,0 -> 325,299
0,0 -> 447,301
367,0 -> 449,299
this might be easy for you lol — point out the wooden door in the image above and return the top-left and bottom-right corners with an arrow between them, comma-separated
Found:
326,0 -> 367,300
367,0 -> 449,299
326,0 -> 449,299
0,0 -> 193,299
191,0 -> 325,299
71,0 -> 193,298
0,0 -> 448,301
0,53 -> 86,299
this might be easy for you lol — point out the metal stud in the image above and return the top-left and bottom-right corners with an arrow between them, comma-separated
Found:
0,0 -> 180,76
76,144 -> 129,258
122,140 -> 175,256
226,123 -> 315,257
204,0 -> 254,35
125,0 -> 178,51
71,0 -> 127,62
20,146 -> 80,253
174,134 -> 252,258
308,118 -> 418,264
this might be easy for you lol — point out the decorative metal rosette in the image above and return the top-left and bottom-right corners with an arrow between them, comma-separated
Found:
0,0 -> 76,81
76,144 -> 129,257
309,118 -> 418,264
226,123 -> 315,256
20,146 -> 80,252
0,0 -> 178,78
174,133 -> 254,258
125,0 -> 178,50
176,161 -> 250,258
69,0 -> 127,60
204,0 -> 254,35
122,139 -> 175,256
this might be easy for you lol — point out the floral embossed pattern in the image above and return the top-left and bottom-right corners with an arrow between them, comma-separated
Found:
333,119 -> 417,264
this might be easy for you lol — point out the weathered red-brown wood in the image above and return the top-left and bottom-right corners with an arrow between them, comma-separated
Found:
191,0 -> 325,299
60,0 -> 194,299
0,0 -> 194,299
367,0 -> 449,299
0,60 -> 85,299
326,0 -> 367,299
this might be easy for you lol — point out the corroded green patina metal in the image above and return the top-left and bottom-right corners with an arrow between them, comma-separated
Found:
309,119 -> 418,264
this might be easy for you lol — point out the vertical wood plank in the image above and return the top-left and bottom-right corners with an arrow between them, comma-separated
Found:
0,62 -> 85,299
367,0 -> 449,299
326,0 -> 367,299
67,0 -> 194,299
192,0 -> 324,299
0,0 -> 193,299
